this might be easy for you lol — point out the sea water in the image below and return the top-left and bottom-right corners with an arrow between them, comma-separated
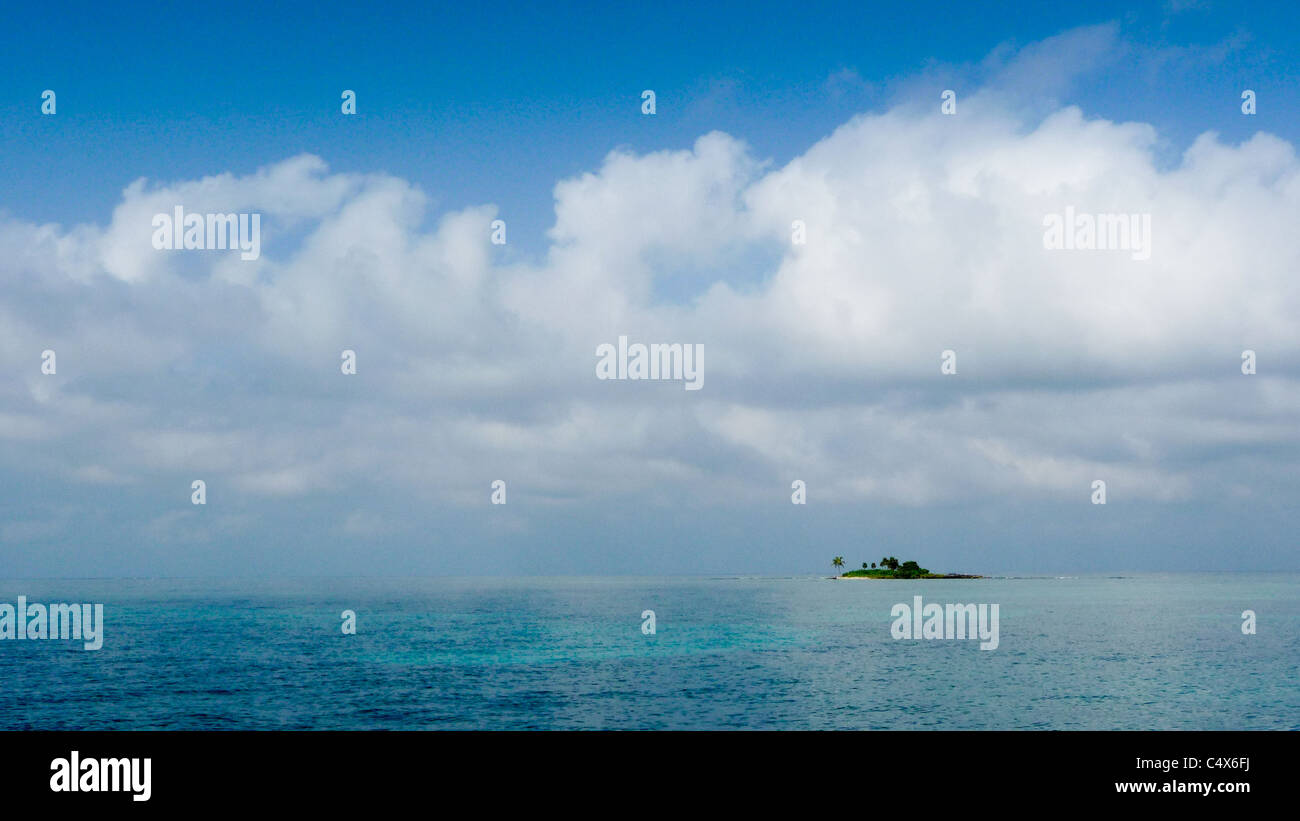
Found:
0,574 -> 1294,730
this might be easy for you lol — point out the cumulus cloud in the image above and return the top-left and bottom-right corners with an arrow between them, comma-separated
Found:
2,30 -> 1298,569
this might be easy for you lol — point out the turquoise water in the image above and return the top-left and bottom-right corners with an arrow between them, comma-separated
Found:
0,575 -> 1295,729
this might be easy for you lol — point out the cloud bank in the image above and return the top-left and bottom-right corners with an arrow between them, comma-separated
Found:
3,29 -> 1297,574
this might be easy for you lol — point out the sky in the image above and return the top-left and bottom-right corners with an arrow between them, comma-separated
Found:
1,1 -> 1298,576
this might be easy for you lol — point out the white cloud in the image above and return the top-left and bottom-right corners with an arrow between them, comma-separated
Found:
3,46 -> 1299,517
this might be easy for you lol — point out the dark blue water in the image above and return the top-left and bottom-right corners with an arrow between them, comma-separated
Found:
1,575 -> 1295,729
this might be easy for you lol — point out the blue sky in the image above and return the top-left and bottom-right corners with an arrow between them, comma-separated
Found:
4,0 -> 1296,243
1,1 -> 1298,576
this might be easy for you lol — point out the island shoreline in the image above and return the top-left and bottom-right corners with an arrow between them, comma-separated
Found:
833,573 -> 984,579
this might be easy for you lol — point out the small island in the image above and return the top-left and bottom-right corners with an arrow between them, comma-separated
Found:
830,556 -> 982,579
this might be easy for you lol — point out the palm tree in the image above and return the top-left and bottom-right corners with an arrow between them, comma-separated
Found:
862,562 -> 869,569
832,556 -> 845,575
871,562 -> 877,569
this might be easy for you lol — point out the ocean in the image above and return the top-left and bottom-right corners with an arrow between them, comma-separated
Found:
1,574 -> 1295,730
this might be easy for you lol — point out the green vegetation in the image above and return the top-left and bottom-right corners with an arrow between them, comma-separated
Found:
834,556 -> 981,579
